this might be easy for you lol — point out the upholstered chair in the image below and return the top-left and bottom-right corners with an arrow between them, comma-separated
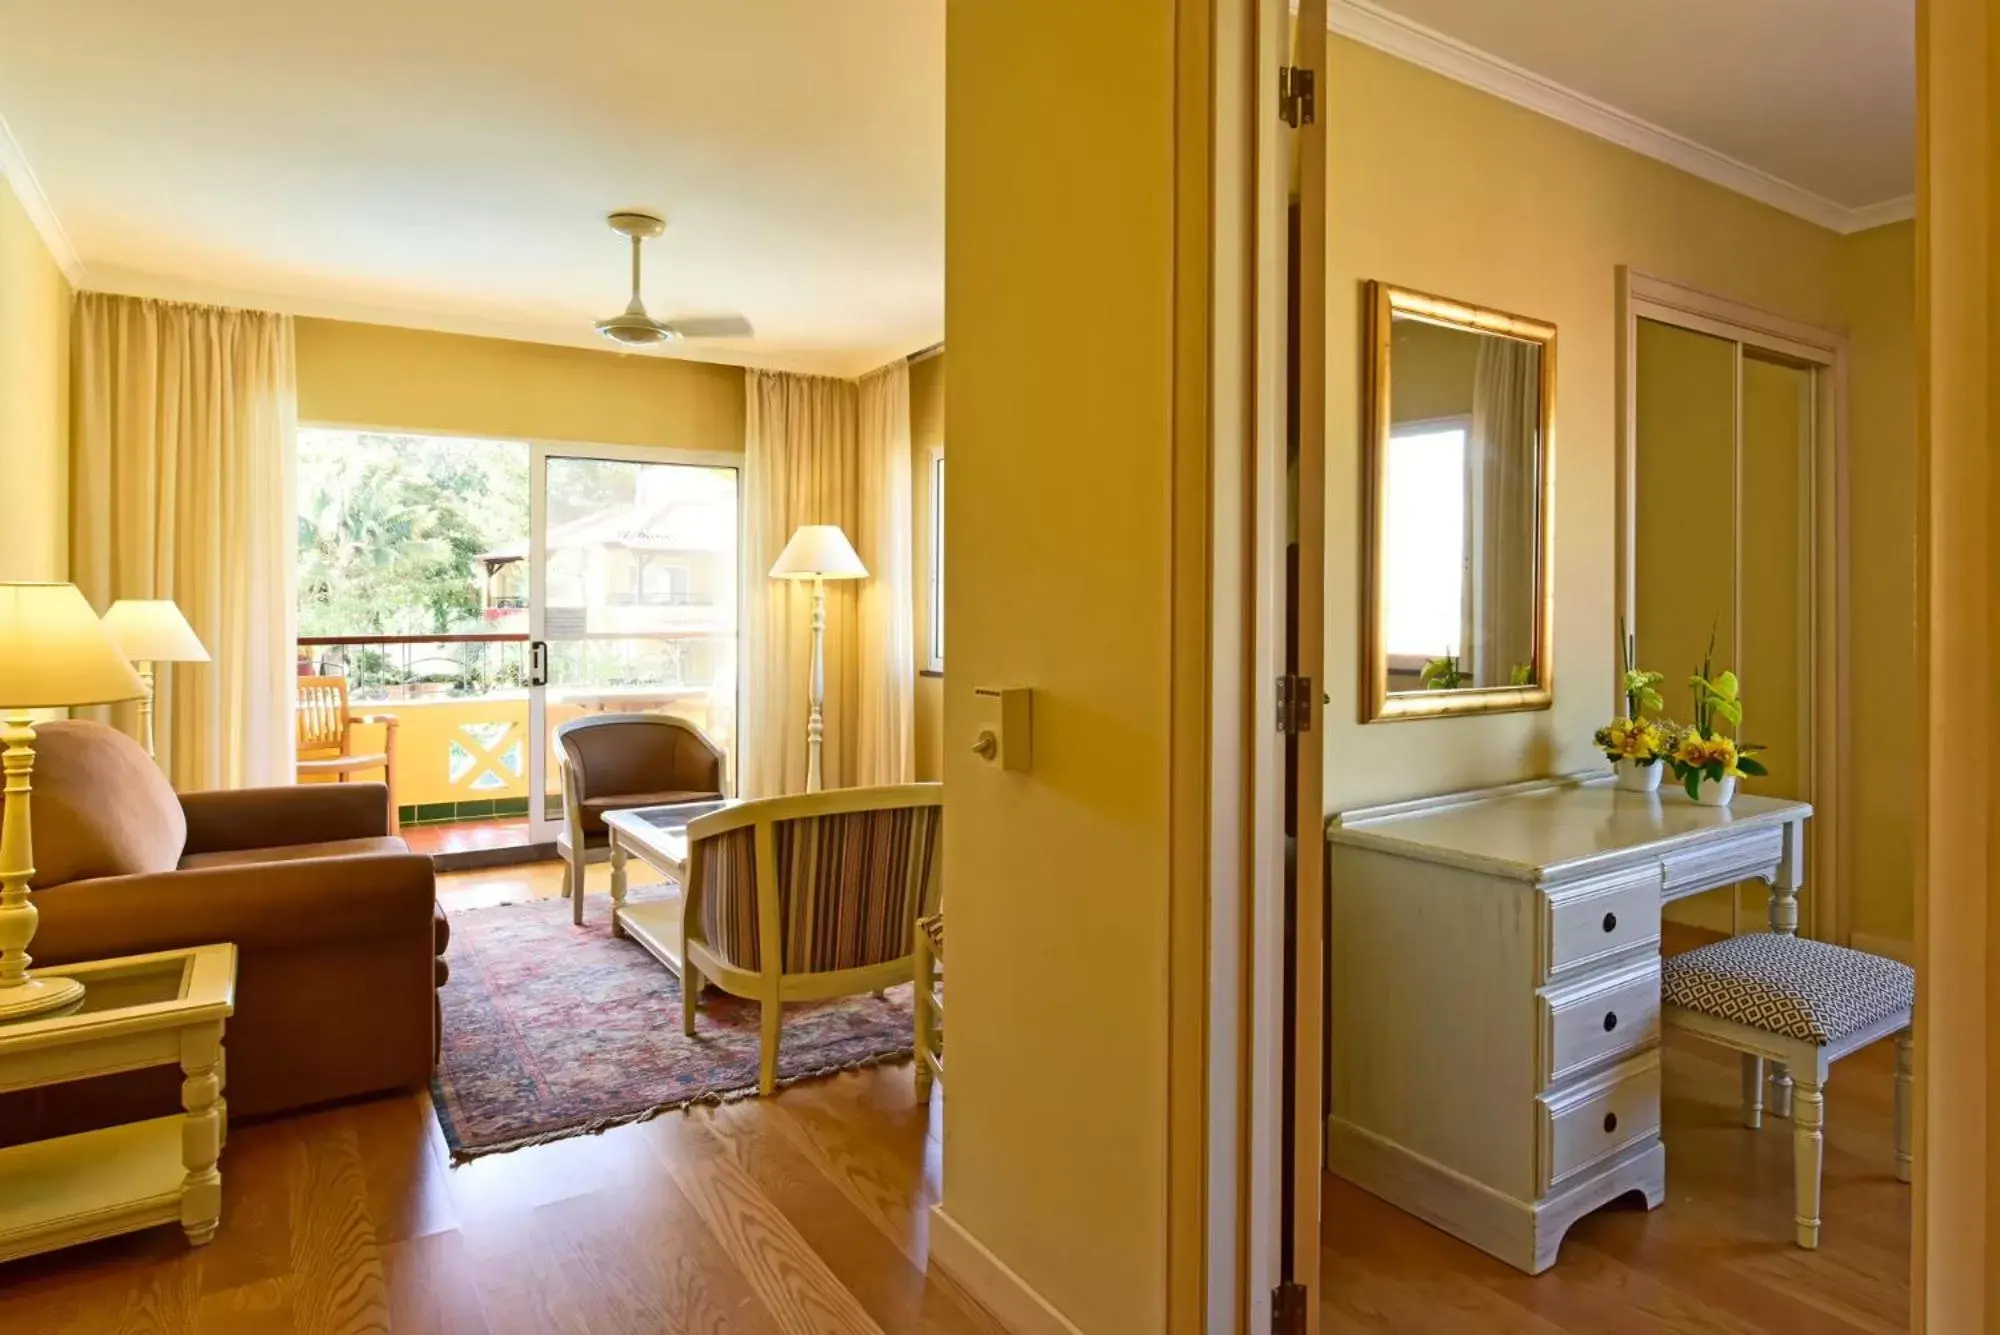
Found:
679,784 -> 943,1095
553,713 -> 727,923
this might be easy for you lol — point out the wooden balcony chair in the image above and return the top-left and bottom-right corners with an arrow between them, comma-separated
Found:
680,783 -> 942,1095
295,675 -> 401,835
914,908 -> 944,1099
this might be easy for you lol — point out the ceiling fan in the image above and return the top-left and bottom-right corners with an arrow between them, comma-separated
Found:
594,211 -> 754,347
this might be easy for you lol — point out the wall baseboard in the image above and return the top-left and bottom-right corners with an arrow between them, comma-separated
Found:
928,1206 -> 1083,1335
1849,931 -> 1917,966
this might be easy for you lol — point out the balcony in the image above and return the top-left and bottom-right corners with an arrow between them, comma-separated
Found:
298,634 -> 735,866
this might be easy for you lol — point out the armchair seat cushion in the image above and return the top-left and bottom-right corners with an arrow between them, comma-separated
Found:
576,788 -> 724,834
179,836 -> 408,871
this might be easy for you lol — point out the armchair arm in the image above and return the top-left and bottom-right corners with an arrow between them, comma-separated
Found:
180,782 -> 391,855
29,853 -> 437,963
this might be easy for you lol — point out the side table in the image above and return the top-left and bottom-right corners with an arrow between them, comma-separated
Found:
0,943 -> 237,1262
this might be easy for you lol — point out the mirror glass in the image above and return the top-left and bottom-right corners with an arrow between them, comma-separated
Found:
1366,285 -> 1553,720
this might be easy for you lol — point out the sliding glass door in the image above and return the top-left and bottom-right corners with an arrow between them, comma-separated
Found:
526,444 -> 742,841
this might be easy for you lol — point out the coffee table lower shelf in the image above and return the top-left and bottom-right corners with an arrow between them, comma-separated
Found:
0,1116 -> 193,1263
614,895 -> 687,979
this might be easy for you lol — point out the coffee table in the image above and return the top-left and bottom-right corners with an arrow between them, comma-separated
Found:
601,799 -> 735,979
0,943 -> 236,1262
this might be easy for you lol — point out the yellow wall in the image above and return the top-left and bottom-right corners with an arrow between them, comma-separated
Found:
294,318 -> 743,452
0,173 -> 71,581
942,0 -> 1173,1328
910,350 -> 944,782
1840,221 -> 1918,945
1322,36 -> 1849,812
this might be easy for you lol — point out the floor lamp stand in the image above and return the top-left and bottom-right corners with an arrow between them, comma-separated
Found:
806,577 -> 826,794
0,713 -> 84,1020
136,663 -> 157,758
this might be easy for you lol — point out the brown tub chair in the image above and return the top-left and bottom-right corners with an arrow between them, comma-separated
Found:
2,720 -> 446,1145
554,713 -> 726,924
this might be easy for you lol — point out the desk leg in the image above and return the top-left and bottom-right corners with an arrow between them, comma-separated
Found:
610,836 -> 630,940
181,1025 -> 224,1246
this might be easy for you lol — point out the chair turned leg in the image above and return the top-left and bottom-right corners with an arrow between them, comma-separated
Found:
569,855 -> 585,927
758,1001 -> 782,1096
1769,1064 -> 1795,1120
1792,1077 -> 1825,1249
1895,1030 -> 1914,1184
914,941 -> 936,1100
1741,1054 -> 1765,1129
682,966 -> 702,1038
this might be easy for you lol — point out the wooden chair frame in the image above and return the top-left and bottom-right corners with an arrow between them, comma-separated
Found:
914,915 -> 943,1099
553,712 -> 725,924
1665,1001 -> 1912,1249
680,783 -> 943,1095
294,675 -> 400,835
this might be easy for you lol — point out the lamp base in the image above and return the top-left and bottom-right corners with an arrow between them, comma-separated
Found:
0,974 -> 85,1022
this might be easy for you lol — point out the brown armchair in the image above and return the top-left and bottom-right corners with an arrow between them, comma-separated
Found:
553,713 -> 726,924
2,720 -> 446,1145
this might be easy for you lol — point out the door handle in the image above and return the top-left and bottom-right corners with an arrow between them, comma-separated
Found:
528,640 -> 549,687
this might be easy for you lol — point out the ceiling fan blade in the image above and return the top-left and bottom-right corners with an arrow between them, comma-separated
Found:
663,314 -> 755,339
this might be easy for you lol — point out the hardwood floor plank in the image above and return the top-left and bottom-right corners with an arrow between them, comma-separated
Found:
648,1103 -> 887,1335
285,1110 -> 389,1335
379,1231 -> 491,1335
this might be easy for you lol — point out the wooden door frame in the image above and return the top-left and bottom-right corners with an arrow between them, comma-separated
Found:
1614,269 -> 1851,945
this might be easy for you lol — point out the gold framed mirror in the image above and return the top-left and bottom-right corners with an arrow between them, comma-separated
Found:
1362,282 -> 1556,722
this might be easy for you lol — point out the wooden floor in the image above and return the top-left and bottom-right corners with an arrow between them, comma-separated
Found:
1322,937 -> 1913,1333
0,863 -> 999,1335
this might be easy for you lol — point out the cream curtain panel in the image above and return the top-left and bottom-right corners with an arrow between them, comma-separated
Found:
1466,336 -> 1539,682
71,293 -> 298,790
740,366 -> 914,796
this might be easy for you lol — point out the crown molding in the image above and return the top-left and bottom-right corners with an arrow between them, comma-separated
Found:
1327,0 -> 1909,237
0,113 -> 84,284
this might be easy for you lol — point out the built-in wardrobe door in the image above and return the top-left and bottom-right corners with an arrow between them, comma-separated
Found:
1635,318 -> 1814,933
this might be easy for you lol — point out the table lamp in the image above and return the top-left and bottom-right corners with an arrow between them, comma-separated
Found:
768,525 -> 867,793
0,583 -> 147,1020
102,598 -> 210,758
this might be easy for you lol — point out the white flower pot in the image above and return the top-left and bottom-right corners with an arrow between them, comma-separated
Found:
1692,774 -> 1738,808
1613,759 -> 1662,793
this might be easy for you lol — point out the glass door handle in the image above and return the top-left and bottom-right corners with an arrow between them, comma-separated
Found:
528,641 -> 549,687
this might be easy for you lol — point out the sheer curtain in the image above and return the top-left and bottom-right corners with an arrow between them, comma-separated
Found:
1467,337 -> 1539,683
740,366 -> 914,796
70,294 -> 298,789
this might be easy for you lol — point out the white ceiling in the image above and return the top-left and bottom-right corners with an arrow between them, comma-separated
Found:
1342,0 -> 1915,228
0,0 -> 943,376
0,0 -> 1910,375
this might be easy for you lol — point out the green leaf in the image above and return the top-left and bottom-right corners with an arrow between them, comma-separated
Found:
1738,756 -> 1769,777
1713,699 -> 1743,727
1712,670 -> 1740,702
1684,770 -> 1703,801
1705,761 -> 1724,782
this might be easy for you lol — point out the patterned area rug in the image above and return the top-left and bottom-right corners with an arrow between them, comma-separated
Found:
431,892 -> 915,1160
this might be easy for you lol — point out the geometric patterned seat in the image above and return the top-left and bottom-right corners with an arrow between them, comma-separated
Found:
1663,933 -> 1916,1046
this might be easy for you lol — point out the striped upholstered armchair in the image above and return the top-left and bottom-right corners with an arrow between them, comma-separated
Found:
680,783 -> 943,1094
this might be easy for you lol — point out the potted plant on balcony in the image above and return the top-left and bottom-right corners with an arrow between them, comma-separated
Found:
1596,624 -> 1669,792
1665,631 -> 1767,807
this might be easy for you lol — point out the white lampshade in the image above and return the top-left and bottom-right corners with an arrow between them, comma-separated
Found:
0,583 -> 148,710
102,599 -> 211,663
769,525 -> 868,581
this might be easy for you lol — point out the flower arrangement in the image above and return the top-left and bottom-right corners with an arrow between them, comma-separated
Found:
1420,651 -> 1466,691
1597,624 -> 1669,790
1665,630 -> 1767,805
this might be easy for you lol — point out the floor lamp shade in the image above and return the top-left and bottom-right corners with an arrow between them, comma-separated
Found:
768,526 -> 866,793
0,583 -> 146,1020
102,599 -> 211,665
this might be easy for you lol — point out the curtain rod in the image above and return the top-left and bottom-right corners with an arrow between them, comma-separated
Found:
907,342 -> 944,364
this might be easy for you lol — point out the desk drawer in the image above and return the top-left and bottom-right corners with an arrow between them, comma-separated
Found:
1544,871 -> 1661,981
1539,1050 -> 1661,1195
1540,959 -> 1660,1087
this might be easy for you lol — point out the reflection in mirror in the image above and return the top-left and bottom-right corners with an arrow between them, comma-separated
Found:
1364,284 -> 1554,721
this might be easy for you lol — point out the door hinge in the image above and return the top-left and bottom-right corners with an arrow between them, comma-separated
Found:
1279,65 -> 1316,127
1276,674 -> 1314,734
1272,1282 -> 1309,1335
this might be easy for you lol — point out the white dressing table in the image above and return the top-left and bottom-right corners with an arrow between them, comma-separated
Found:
1324,773 -> 1811,1273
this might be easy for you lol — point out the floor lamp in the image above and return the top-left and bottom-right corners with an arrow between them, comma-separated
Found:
769,525 -> 867,793
101,599 -> 211,760
0,583 -> 147,1020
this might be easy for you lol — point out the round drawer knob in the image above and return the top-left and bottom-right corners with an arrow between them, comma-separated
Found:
1603,1112 -> 1619,1135
1602,911 -> 1618,933
1602,1011 -> 1619,1033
